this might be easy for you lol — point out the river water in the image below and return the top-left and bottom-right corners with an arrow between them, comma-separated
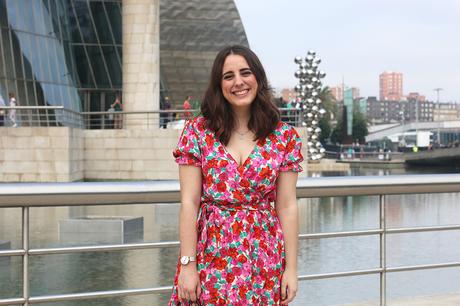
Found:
1,167 -> 460,305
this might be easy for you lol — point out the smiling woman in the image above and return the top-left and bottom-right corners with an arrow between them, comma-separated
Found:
169,45 -> 303,305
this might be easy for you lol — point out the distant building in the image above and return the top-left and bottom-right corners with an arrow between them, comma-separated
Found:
379,71 -> 403,101
407,92 -> 426,102
366,96 -> 433,124
433,103 -> 460,121
329,85 -> 359,101
280,88 -> 297,102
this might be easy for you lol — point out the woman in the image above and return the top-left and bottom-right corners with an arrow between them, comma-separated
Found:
8,92 -> 18,127
111,95 -> 122,129
170,45 -> 303,305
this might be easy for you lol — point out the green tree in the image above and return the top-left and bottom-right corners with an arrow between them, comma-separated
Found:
317,87 -> 337,143
352,110 -> 368,143
330,111 -> 344,144
330,108 -> 368,144
318,117 -> 331,143
319,86 -> 338,120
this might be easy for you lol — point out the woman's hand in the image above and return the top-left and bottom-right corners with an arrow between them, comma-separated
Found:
178,265 -> 201,303
280,267 -> 298,305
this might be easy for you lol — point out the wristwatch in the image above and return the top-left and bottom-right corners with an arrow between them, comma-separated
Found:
180,255 -> 197,266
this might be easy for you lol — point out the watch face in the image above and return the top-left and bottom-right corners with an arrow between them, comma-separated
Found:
180,256 -> 189,265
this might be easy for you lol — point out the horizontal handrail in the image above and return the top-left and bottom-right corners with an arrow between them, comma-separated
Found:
2,174 -> 460,207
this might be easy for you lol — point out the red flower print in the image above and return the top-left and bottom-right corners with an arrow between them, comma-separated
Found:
239,178 -> 250,188
219,172 -> 228,181
214,257 -> 228,270
247,214 -> 254,224
283,130 -> 290,139
253,226 -> 262,239
228,247 -> 238,258
208,158 -> 218,168
206,174 -> 213,186
243,238 -> 250,249
233,190 -> 245,202
233,266 -> 242,276
238,286 -> 248,299
217,181 -> 227,192
269,224 -> 277,236
200,270 -> 206,280
181,136 -> 187,145
237,254 -> 247,264
258,138 -> 266,146
286,139 -> 296,152
219,160 -> 229,167
260,166 -> 272,179
269,133 -> 277,142
261,150 -> 271,160
205,134 -> 214,147
277,143 -> 285,151
226,272 -> 235,283
264,279 -> 275,290
232,221 -> 243,236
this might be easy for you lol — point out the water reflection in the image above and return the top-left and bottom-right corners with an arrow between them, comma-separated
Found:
1,169 -> 460,305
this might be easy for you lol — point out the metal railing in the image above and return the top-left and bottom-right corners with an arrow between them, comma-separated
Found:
0,107 -> 303,129
2,174 -> 460,305
0,106 -> 83,128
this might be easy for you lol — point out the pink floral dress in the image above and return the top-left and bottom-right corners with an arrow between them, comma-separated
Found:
169,116 -> 303,305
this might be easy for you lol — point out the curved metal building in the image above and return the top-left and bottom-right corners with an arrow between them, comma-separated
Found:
0,0 -> 248,118
160,0 -> 249,107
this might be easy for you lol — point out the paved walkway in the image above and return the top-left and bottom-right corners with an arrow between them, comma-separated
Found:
341,293 -> 460,306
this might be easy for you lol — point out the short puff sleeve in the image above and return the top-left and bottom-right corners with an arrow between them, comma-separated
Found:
172,120 -> 202,167
279,126 -> 304,172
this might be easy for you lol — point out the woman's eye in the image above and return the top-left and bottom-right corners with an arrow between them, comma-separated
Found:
241,70 -> 252,76
223,75 -> 233,80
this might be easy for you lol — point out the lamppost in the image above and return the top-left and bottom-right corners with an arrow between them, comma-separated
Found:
434,88 -> 443,145
399,110 -> 406,147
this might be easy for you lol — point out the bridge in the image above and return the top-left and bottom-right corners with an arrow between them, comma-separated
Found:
366,120 -> 460,143
404,147 -> 460,166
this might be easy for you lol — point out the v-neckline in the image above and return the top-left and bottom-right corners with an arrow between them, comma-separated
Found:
220,138 -> 261,168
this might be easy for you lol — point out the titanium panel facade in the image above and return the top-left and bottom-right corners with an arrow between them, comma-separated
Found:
160,0 -> 249,107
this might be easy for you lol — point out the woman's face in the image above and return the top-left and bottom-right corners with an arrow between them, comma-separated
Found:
221,54 -> 258,110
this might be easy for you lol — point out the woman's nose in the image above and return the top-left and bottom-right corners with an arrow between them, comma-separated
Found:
234,74 -> 244,86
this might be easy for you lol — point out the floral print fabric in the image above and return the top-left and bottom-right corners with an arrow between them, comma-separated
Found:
169,116 -> 303,305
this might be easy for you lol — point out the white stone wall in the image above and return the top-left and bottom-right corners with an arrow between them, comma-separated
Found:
84,128 -> 179,180
0,127 -> 84,182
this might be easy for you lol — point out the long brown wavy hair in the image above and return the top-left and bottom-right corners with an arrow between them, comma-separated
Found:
201,45 -> 280,145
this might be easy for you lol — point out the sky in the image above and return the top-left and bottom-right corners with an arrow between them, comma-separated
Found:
233,0 -> 460,102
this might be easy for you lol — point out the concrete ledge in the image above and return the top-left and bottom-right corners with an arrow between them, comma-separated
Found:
59,216 -> 144,245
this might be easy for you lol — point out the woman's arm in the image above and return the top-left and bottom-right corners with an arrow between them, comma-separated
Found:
177,164 -> 202,302
275,171 -> 299,305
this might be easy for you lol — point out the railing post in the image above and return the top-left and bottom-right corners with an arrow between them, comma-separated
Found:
379,194 -> 386,306
22,207 -> 29,306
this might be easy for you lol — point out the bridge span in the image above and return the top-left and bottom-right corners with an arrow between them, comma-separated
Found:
366,120 -> 460,142
404,147 -> 460,166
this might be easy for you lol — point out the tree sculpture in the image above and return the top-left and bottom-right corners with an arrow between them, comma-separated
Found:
293,50 -> 327,161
